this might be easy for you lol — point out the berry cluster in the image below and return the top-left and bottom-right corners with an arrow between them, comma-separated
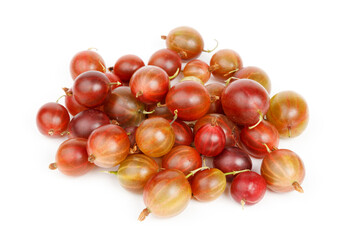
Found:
36,26 -> 309,221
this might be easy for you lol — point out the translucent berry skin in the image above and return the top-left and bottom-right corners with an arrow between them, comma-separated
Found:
191,168 -> 226,202
117,154 -> 159,190
213,147 -> 252,182
36,102 -> 70,137
205,83 -> 225,114
162,145 -> 201,175
55,138 -> 94,176
230,171 -> 267,206
143,169 -> 192,218
167,120 -> 193,146
148,49 -> 182,77
68,109 -> 110,139
183,59 -> 211,84
194,114 -> 241,148
70,50 -> 106,80
87,124 -> 130,168
266,91 -> 309,138
210,49 -> 243,80
104,87 -> 146,127
164,26 -> 204,60
73,71 -> 111,108
261,149 -> 305,193
233,66 -> 271,94
135,118 -> 175,157
240,120 -> 279,159
113,54 -> 145,82
129,66 -> 170,104
221,79 -> 270,126
194,123 -> 226,157
166,81 -> 211,121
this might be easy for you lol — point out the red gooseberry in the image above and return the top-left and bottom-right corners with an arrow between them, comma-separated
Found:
129,66 -> 170,104
50,138 -> 94,176
87,124 -> 130,168
113,54 -> 145,82
138,169 -> 192,221
36,102 -> 70,138
70,49 -> 106,80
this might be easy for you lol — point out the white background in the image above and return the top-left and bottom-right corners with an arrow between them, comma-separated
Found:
1,0 -> 359,239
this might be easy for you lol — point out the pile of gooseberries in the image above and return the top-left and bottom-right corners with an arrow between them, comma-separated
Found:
36,26 -> 309,221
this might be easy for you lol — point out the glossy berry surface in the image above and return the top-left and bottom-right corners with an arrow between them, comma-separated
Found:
183,59 -> 211,84
210,49 -> 243,80
240,120 -> 279,158
87,124 -> 130,168
117,154 -> 159,190
162,145 -> 202,175
230,171 -> 267,206
147,103 -> 173,120
163,26 -> 204,60
113,54 -> 145,82
213,147 -> 252,182
70,50 -> 106,80
54,138 -> 94,176
129,66 -> 170,104
135,117 -> 175,157
266,91 -> 309,138
194,123 -> 226,157
36,102 -> 70,137
166,81 -> 210,121
194,114 -> 241,148
261,149 -> 305,193
221,79 -> 270,126
73,71 -> 111,108
168,120 -> 193,146
142,169 -> 192,218
191,168 -> 226,202
104,87 -> 146,127
205,83 -> 225,114
68,109 -> 110,139
233,66 -> 271,94
148,48 -> 182,77
63,88 -> 88,116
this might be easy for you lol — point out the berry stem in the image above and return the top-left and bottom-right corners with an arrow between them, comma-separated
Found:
210,95 -> 220,103
88,154 -> 95,163
224,77 -> 241,86
263,143 -> 272,153
292,181 -> 304,193
157,102 -> 167,107
56,95 -> 66,103
241,199 -> 245,210
169,68 -> 180,80
142,109 -> 155,115
49,163 -> 57,170
108,81 -> 122,86
203,39 -> 219,53
186,166 -> 209,178
248,112 -> 263,130
138,208 -> 151,221
224,169 -> 250,176
136,91 -> 143,98
102,170 -> 117,175
170,110 -> 178,125
224,68 -> 239,77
